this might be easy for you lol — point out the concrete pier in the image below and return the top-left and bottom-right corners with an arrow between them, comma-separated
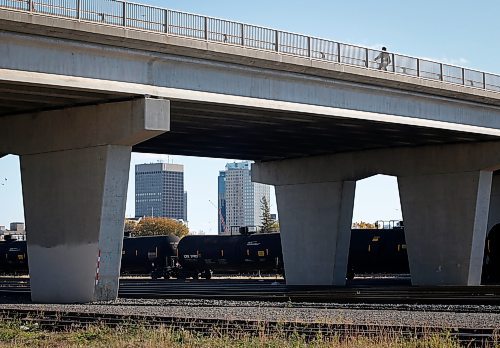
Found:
487,173 -> 500,233
398,171 -> 492,285
253,141 -> 500,286
275,181 -> 355,285
0,98 -> 169,303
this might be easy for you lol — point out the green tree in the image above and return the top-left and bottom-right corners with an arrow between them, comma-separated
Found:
133,217 -> 189,238
260,196 -> 277,233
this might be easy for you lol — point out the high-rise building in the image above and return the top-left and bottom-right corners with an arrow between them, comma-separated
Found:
183,191 -> 188,222
217,171 -> 226,234
217,161 -> 270,235
135,163 -> 187,221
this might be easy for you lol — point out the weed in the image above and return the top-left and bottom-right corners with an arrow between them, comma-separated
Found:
0,319 -> 488,348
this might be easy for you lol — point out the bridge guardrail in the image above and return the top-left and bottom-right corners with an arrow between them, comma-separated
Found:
1,0 -> 500,93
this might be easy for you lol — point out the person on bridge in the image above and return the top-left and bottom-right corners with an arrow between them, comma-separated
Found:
374,47 -> 391,71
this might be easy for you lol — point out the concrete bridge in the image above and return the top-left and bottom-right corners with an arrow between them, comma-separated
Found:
2,1 -> 500,303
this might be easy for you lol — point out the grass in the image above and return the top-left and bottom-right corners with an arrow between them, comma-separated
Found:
0,319 -> 491,348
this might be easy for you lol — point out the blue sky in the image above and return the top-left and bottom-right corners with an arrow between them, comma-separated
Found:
1,0 -> 499,233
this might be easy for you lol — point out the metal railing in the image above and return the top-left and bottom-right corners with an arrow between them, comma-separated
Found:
1,0 -> 500,93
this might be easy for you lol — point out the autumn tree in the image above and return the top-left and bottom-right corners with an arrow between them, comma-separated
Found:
133,217 -> 189,238
352,221 -> 377,229
124,219 -> 137,235
260,196 -> 278,233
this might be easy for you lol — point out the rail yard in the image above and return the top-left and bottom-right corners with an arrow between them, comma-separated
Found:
0,278 -> 498,345
0,229 -> 498,345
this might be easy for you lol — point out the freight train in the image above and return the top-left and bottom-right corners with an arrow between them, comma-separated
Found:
0,235 -> 180,277
0,224 -> 499,283
175,233 -> 283,280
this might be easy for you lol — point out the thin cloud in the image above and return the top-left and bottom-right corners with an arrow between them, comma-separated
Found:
421,56 -> 469,67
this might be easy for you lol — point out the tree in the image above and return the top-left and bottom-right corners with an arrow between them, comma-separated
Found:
133,217 -> 189,238
124,219 -> 137,235
260,196 -> 278,233
352,221 -> 376,229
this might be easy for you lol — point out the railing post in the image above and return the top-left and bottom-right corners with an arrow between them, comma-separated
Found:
122,1 -> 126,27
439,63 -> 443,81
461,68 -> 465,85
204,17 -> 208,40
307,37 -> 311,58
164,9 -> 168,33
483,73 -> 486,89
240,23 -> 244,46
417,59 -> 420,77
275,30 -> 279,52
337,42 -> 341,63
392,53 -> 395,72
76,0 -> 81,19
28,0 -> 33,12
365,48 -> 369,68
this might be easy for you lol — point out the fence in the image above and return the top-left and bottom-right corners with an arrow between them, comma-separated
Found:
1,0 -> 499,92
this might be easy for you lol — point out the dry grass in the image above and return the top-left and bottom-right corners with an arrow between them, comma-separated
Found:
0,320 -> 491,348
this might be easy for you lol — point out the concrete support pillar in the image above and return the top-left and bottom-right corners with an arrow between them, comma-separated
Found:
0,97 -> 169,303
487,173 -> 500,233
275,181 -> 355,285
482,172 -> 500,283
254,142 -> 500,287
398,170 -> 492,285
21,145 -> 130,302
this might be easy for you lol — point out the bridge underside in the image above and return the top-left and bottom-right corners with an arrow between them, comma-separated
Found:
0,81 -> 497,161
135,101 -> 500,160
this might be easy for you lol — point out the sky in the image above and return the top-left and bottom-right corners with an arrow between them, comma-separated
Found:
1,0 -> 499,233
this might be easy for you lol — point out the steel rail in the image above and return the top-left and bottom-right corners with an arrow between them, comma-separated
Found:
118,286 -> 500,305
0,0 -> 499,93
1,279 -> 500,305
0,308 -> 495,345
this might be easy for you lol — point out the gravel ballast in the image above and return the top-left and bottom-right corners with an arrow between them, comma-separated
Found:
0,296 -> 498,330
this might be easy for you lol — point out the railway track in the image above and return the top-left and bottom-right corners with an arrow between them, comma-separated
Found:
0,279 -> 498,344
1,278 -> 500,305
117,279 -> 500,305
0,308 -> 496,346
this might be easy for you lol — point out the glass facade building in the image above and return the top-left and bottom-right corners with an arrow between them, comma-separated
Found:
135,163 -> 187,221
217,161 -> 270,235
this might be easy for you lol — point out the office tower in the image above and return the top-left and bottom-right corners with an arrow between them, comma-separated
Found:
183,191 -> 188,222
217,171 -> 227,234
135,163 -> 186,220
217,161 -> 270,235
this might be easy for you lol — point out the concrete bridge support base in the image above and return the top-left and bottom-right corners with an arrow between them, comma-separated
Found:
483,173 -> 500,282
22,145 -> 131,302
0,97 -> 169,303
253,142 -> 500,287
487,173 -> 500,233
275,181 -> 355,286
398,171 -> 492,285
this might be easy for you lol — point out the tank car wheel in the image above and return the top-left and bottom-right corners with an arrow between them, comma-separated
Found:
202,269 -> 212,280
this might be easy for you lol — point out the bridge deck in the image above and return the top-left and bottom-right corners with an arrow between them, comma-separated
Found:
1,4 -> 500,160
